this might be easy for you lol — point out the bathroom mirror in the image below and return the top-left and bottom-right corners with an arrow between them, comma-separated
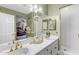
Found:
42,18 -> 56,31
15,16 -> 27,40
42,20 -> 48,31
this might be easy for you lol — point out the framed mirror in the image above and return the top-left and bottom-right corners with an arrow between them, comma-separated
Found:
48,18 -> 56,31
42,20 -> 48,30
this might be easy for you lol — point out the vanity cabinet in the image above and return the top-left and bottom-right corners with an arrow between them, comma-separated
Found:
0,35 -> 58,55
36,39 -> 58,55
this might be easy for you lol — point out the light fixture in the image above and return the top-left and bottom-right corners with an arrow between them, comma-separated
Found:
30,4 -> 43,14
38,7 -> 42,13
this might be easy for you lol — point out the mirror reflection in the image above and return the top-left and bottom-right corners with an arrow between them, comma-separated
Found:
15,16 -> 27,40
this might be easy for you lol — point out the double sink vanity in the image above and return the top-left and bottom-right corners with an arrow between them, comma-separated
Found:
0,35 -> 58,55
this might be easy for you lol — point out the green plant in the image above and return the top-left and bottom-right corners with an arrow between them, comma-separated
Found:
46,31 -> 50,37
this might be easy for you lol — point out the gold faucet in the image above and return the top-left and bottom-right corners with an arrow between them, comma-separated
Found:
15,42 -> 22,50
9,41 -> 22,52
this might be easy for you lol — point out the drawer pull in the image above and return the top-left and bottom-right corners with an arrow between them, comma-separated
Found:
55,47 -> 57,49
46,49 -> 48,51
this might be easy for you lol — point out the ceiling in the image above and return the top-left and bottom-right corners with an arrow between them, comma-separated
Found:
0,4 -> 68,15
0,4 -> 33,14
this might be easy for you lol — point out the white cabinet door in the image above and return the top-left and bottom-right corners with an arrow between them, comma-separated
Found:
51,41 -> 58,55
47,40 -> 58,55
0,12 -> 15,44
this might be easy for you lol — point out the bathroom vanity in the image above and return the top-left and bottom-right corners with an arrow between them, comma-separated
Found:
28,35 -> 58,55
0,35 -> 58,55
36,38 -> 58,55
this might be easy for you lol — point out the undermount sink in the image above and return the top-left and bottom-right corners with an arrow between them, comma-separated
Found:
28,36 -> 43,44
1,47 -> 28,55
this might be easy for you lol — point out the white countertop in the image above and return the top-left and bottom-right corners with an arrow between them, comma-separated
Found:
0,35 -> 58,55
23,35 -> 58,55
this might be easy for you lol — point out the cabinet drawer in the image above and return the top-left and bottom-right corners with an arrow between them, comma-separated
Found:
52,44 -> 58,55
52,41 -> 58,55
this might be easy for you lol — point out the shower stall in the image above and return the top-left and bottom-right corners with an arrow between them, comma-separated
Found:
60,5 -> 79,55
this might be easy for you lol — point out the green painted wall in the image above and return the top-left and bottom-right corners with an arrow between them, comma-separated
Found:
0,6 -> 27,18
38,4 -> 48,15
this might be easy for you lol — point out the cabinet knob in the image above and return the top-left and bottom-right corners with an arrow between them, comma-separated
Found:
46,49 -> 48,51
55,47 -> 57,49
